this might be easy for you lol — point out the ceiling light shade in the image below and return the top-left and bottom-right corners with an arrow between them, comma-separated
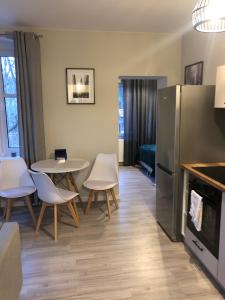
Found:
192,0 -> 225,32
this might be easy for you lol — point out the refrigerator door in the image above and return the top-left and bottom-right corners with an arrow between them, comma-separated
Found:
156,85 -> 181,241
156,86 -> 181,173
156,164 -> 178,241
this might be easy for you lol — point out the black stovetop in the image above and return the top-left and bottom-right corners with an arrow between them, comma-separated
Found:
194,166 -> 225,185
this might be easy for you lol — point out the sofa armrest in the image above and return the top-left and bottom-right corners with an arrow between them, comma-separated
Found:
0,222 -> 22,300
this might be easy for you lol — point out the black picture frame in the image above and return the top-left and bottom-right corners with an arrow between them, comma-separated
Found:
66,68 -> 95,104
184,61 -> 203,85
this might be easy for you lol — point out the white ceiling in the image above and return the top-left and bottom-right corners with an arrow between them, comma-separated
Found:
0,0 -> 196,33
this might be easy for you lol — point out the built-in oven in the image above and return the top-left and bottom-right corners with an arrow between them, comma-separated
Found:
187,175 -> 222,258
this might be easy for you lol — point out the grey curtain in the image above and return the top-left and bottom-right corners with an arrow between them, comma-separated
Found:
122,79 -> 157,166
14,31 -> 46,166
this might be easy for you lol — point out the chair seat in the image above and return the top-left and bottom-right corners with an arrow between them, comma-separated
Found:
0,186 -> 36,198
83,180 -> 117,190
57,188 -> 78,201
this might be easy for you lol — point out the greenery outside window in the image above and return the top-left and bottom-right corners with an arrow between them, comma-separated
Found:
0,56 -> 19,154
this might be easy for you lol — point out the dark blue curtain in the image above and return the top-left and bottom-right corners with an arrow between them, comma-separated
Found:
122,79 -> 157,166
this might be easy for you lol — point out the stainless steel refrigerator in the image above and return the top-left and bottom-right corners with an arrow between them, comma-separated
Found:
156,85 -> 225,241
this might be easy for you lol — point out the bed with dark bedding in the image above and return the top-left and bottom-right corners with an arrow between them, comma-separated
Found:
138,144 -> 156,175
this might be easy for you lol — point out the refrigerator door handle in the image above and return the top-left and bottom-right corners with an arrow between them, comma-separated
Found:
157,163 -> 173,176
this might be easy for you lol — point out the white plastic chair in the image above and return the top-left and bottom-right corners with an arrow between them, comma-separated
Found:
29,170 -> 79,241
0,157 -> 36,224
83,153 -> 119,218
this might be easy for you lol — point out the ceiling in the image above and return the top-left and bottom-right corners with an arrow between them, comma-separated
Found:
0,0 -> 196,33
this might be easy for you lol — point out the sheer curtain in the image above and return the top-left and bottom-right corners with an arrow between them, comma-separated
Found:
122,79 -> 157,166
14,31 -> 46,166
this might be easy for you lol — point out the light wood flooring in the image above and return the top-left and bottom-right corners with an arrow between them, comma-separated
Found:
7,166 -> 225,299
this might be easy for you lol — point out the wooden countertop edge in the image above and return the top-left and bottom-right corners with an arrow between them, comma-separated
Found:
181,163 -> 225,192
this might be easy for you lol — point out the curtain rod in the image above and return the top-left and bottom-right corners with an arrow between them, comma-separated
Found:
0,32 -> 43,38
0,33 -> 13,37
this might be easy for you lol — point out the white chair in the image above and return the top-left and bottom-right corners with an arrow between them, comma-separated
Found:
29,171 -> 79,241
83,153 -> 119,218
0,157 -> 36,225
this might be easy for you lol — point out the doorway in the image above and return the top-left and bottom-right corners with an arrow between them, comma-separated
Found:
118,76 -> 167,178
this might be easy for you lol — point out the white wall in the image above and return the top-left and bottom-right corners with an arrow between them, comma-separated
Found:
182,29 -> 225,84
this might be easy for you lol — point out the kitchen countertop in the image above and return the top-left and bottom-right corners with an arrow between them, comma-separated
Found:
182,162 -> 225,192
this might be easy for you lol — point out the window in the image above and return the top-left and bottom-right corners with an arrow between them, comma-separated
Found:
0,56 -> 19,155
118,82 -> 124,139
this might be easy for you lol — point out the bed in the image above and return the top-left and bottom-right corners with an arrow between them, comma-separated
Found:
138,144 -> 156,176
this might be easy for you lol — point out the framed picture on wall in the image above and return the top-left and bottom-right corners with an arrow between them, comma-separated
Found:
66,68 -> 95,104
184,61 -> 203,85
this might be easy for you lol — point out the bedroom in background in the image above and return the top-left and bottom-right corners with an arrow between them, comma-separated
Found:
117,76 -> 167,180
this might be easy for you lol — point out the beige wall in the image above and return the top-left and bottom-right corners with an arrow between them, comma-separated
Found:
37,29 -> 181,190
0,28 -> 181,194
39,29 -> 181,156
182,29 -> 225,84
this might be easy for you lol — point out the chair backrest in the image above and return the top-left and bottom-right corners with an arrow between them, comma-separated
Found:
29,171 -> 63,204
87,153 -> 118,183
0,157 -> 34,190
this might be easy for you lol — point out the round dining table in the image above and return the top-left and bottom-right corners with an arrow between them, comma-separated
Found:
31,158 -> 89,205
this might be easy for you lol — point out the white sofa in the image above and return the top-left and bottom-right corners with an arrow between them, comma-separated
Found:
0,222 -> 22,300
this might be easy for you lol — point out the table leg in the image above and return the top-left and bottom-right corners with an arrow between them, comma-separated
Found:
66,174 -> 74,191
3,202 -> 7,219
49,172 -> 84,212
68,173 -> 83,206
5,199 -> 12,222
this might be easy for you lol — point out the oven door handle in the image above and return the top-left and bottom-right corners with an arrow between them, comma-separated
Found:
192,240 -> 204,252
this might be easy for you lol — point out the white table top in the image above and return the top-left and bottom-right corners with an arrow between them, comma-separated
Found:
31,158 -> 89,174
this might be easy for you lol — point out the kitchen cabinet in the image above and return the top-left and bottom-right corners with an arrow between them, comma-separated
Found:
182,163 -> 225,292
218,192 -> 225,288
215,65 -> 225,108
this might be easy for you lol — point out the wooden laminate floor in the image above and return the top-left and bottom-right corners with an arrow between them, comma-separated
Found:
13,167 -> 224,299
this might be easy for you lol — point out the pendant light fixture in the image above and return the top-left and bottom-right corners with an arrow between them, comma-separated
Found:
192,0 -> 225,32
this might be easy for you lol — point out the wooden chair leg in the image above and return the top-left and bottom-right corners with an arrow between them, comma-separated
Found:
54,204 -> 58,241
105,190 -> 111,219
72,198 -> 80,222
110,188 -> 119,209
67,201 -> 79,227
25,196 -> 36,225
85,190 -> 95,214
5,199 -> 12,222
36,203 -> 47,233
